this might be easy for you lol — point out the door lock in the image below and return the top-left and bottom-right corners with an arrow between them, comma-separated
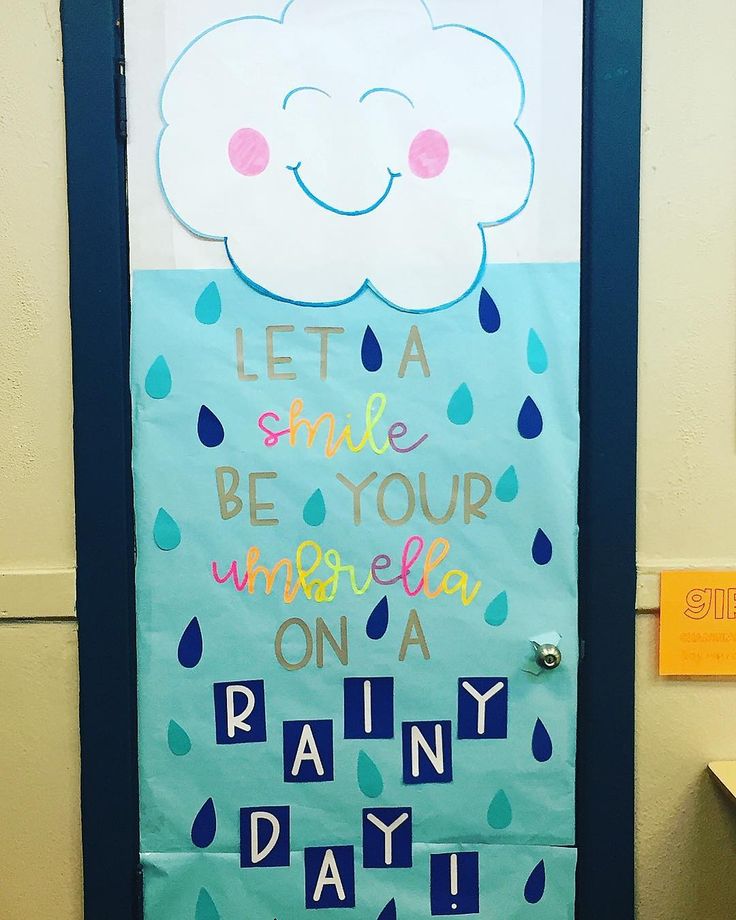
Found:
534,643 -> 562,671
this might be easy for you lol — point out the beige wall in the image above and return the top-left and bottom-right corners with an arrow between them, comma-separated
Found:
0,2 -> 82,920
636,0 -> 736,918
2,0 -> 736,918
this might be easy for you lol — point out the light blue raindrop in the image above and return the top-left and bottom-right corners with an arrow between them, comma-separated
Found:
145,355 -> 172,399
195,888 -> 220,920
496,466 -> 519,502
447,383 -> 474,425
487,789 -> 513,829
357,750 -> 384,798
303,489 -> 326,526
153,508 -> 181,551
195,282 -> 221,324
527,329 -> 549,374
167,720 -> 191,756
484,592 -> 509,627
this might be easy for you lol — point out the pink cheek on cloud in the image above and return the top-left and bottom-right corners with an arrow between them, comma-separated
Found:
408,129 -> 450,179
228,128 -> 270,176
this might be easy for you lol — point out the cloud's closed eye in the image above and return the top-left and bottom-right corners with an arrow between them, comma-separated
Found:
282,85 -> 332,109
359,87 -> 415,108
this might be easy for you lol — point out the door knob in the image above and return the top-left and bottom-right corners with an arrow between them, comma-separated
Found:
534,642 -> 562,671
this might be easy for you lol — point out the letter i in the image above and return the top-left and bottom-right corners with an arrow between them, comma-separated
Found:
363,680 -> 373,734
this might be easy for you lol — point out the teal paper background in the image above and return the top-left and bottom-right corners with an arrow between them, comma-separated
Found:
132,263 -> 580,918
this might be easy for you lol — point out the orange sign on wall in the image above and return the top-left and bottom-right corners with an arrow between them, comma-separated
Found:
660,571 -> 736,675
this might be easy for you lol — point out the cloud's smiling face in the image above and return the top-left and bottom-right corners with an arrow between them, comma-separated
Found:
159,0 -> 533,312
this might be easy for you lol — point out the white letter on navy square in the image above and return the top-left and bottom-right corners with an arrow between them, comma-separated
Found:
213,679 -> 267,744
402,720 -> 453,784
363,807 -> 412,868
304,846 -> 355,909
430,852 -> 480,915
344,677 -> 394,739
239,806 -> 290,868
457,677 -> 508,739
283,720 -> 334,782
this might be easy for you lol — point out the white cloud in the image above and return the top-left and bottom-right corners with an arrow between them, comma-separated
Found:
158,0 -> 533,312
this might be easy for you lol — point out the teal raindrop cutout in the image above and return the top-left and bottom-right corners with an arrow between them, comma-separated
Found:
178,617 -> 203,668
484,591 -> 508,627
377,899 -> 397,920
195,887 -> 220,920
487,789 -> 513,829
524,860 -> 546,904
357,750 -> 384,798
167,720 -> 191,756
303,488 -> 326,526
366,596 -> 389,640
191,797 -> 217,848
532,718 -> 553,763
195,282 -> 221,324
496,466 -> 519,502
527,329 -> 548,374
447,383 -> 474,425
145,355 -> 172,399
153,508 -> 181,551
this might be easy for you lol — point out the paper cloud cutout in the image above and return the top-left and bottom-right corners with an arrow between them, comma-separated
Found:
158,0 -> 534,313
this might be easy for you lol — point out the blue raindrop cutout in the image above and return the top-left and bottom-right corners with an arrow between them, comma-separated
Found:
532,529 -> 553,565
145,355 -> 172,399
528,329 -> 548,374
524,859 -> 546,904
357,750 -> 384,798
198,405 -> 224,448
518,396 -> 543,439
366,596 -> 389,640
191,797 -> 217,848
195,887 -> 220,920
168,720 -> 192,756
195,282 -> 222,325
532,719 -> 553,763
361,325 -> 383,372
377,899 -> 397,920
303,489 -> 326,526
447,383 -> 474,425
478,287 -> 501,333
153,508 -> 181,551
178,617 -> 203,668
487,789 -> 513,829
484,591 -> 509,627
496,466 -> 519,502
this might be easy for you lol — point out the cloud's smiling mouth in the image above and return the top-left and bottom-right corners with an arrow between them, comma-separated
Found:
286,162 -> 401,217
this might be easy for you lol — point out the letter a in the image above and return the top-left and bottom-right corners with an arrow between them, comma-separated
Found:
292,724 -> 325,777
314,849 -> 347,903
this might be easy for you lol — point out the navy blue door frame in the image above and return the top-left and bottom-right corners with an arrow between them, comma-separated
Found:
61,2 -> 641,918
